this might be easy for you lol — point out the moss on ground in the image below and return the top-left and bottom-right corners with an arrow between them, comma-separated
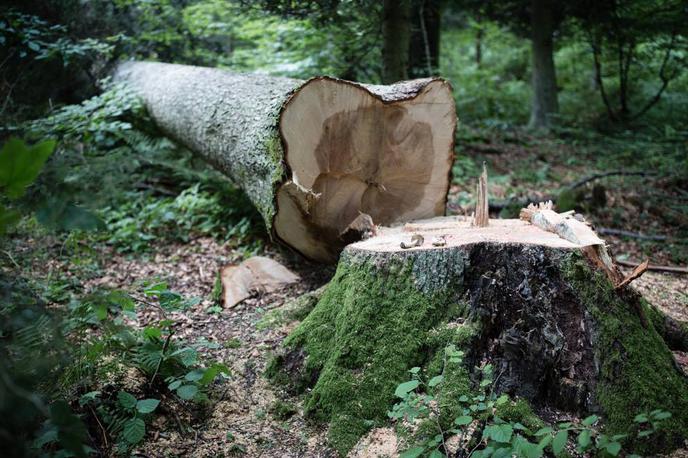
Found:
563,255 -> 688,452
495,398 -> 545,432
256,286 -> 324,330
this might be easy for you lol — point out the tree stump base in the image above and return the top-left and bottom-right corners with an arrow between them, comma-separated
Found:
268,216 -> 688,455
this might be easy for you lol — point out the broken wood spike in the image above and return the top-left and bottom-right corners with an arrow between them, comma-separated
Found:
615,259 -> 650,290
474,162 -> 489,227
400,234 -> 424,249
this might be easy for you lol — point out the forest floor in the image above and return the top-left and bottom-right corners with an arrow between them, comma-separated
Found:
6,127 -> 688,457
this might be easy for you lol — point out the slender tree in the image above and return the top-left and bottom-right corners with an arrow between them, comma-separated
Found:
573,0 -> 688,122
456,0 -> 566,129
408,0 -> 442,78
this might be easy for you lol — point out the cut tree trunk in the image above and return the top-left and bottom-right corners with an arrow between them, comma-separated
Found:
114,62 -> 456,262
528,0 -> 559,129
268,216 -> 688,455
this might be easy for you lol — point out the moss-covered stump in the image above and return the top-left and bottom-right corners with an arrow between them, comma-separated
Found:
267,218 -> 688,455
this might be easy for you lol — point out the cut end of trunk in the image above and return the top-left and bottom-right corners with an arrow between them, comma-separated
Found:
350,216 -> 598,254
274,77 -> 456,262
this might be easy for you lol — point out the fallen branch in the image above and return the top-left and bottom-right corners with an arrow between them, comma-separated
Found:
488,170 -> 657,212
569,170 -> 656,190
597,228 -> 668,241
615,259 -> 688,274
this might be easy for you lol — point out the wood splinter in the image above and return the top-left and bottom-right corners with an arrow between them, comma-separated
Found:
474,162 -> 489,227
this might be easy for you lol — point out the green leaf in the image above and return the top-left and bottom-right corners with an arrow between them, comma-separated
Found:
117,391 -> 137,409
455,415 -> 473,426
513,435 -> 544,458
394,380 -> 420,398
0,138 -> 55,199
184,369 -> 205,382
653,411 -> 672,420
0,204 -> 21,233
143,327 -> 162,339
605,441 -> 622,456
176,384 -> 198,400
168,379 -> 182,390
399,446 -> 425,458
78,391 -> 101,406
136,399 -> 160,414
577,429 -> 591,450
633,413 -> 648,423
428,375 -> 444,387
49,400 -> 88,456
534,427 -> 553,436
552,430 -> 568,456
122,417 -> 145,444
428,449 -> 445,458
484,424 -> 513,443
581,415 -> 599,426
199,363 -> 230,385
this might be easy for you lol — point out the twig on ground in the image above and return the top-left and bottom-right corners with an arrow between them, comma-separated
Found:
89,405 -> 109,448
597,228 -> 668,241
150,329 -> 174,387
1,249 -> 21,269
568,170 -> 656,190
615,259 -> 688,274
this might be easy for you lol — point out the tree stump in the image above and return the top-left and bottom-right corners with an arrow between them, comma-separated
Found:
114,62 -> 456,262
268,216 -> 688,455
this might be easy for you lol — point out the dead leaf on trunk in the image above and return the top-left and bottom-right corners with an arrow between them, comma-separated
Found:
221,256 -> 299,308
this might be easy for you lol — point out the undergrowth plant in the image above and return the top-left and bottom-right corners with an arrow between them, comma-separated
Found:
390,345 -> 672,458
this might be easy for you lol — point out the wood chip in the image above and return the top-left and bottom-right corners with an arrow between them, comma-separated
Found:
221,256 -> 299,308
400,234 -> 424,249
616,260 -> 650,289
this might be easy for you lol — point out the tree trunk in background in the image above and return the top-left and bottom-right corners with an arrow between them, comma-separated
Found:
382,0 -> 412,83
475,22 -> 483,67
408,0 -> 441,78
528,0 -> 559,129
114,61 -> 456,263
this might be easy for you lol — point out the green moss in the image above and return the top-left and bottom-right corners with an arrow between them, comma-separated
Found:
272,252 -> 472,455
562,255 -> 688,452
211,271 -> 222,303
269,400 -> 298,420
495,398 -> 545,432
259,133 -> 285,232
256,286 -> 324,330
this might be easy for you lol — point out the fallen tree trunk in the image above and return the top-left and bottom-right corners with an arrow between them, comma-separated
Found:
114,61 -> 456,262
268,216 -> 688,455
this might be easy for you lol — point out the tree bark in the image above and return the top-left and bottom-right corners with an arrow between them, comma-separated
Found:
269,216 -> 688,455
408,0 -> 441,78
114,61 -> 456,262
382,0 -> 412,83
528,0 -> 559,129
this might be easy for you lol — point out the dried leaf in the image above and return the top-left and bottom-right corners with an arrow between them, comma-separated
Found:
221,256 -> 299,308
